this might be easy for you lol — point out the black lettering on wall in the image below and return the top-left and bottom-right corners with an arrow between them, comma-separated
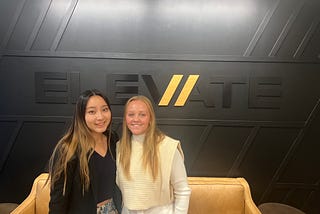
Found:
107,74 -> 139,105
35,72 -> 80,103
248,77 -> 282,109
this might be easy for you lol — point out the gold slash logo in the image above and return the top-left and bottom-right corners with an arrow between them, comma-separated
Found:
159,75 -> 199,106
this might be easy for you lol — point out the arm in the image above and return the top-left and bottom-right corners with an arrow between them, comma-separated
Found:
49,157 -> 76,214
171,149 -> 191,214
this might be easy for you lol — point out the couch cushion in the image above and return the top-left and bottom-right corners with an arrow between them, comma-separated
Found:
35,178 -> 50,213
188,179 -> 245,214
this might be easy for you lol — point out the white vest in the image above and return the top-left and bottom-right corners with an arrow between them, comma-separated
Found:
116,135 -> 183,210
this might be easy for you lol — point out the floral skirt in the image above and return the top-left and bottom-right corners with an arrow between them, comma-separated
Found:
97,198 -> 118,214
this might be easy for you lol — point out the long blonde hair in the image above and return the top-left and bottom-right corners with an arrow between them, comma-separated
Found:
118,95 -> 164,181
48,89 -> 113,194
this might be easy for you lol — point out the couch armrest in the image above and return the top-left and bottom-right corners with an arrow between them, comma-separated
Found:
187,177 -> 261,214
237,178 -> 261,214
11,173 -> 49,214
10,198 -> 35,214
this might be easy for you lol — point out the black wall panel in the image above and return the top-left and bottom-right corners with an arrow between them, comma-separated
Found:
0,0 -> 320,213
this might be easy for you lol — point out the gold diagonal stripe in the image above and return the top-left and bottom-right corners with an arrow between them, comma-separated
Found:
158,75 -> 183,106
175,75 -> 199,106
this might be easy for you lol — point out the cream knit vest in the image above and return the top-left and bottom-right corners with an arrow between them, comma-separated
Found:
116,135 -> 183,210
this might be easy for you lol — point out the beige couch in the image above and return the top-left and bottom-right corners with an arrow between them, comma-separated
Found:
11,173 -> 49,214
188,177 -> 261,214
11,173 -> 261,214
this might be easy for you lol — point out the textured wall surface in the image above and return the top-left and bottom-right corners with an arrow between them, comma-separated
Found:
0,0 -> 320,213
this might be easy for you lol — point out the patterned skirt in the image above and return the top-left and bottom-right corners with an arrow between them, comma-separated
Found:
97,198 -> 118,214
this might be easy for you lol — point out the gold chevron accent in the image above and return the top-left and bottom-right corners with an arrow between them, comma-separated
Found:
175,75 -> 199,106
158,75 -> 183,106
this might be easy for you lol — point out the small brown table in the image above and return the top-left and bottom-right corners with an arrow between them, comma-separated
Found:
258,203 -> 305,214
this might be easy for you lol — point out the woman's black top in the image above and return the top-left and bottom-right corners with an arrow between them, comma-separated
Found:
49,130 -> 121,214
92,147 -> 116,203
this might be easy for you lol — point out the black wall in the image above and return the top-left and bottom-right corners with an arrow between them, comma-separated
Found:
1,0 -> 320,213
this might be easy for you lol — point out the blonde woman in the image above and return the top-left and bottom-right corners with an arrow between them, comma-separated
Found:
48,89 -> 120,214
117,95 -> 191,214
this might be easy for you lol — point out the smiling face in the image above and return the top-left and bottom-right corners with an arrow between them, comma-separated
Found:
125,99 -> 151,135
85,95 -> 111,135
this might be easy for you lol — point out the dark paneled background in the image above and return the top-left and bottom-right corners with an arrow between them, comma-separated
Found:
1,0 -> 320,213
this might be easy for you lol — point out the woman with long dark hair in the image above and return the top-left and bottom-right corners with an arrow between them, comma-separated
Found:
48,89 -> 120,214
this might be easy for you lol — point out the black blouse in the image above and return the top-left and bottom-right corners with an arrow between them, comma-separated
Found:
92,148 -> 116,203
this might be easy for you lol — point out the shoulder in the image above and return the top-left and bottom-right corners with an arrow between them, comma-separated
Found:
110,130 -> 119,143
108,130 -> 119,148
162,135 -> 180,144
160,135 -> 180,150
161,135 -> 184,159
109,130 -> 119,156
52,142 -> 77,163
